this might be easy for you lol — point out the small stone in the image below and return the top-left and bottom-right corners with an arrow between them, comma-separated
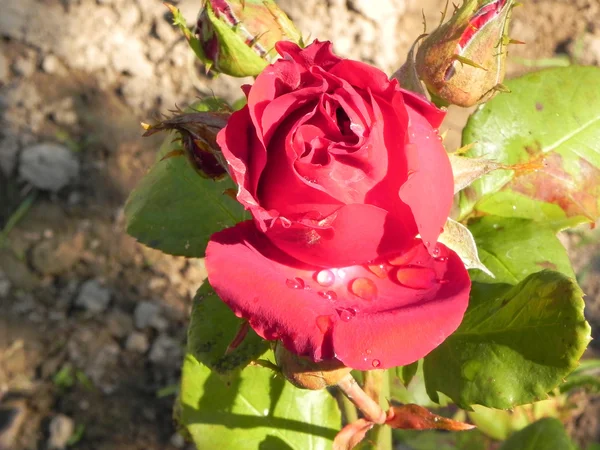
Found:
47,414 -> 74,450
170,432 -> 186,448
19,143 -> 79,192
75,280 -> 111,313
41,54 -> 61,74
134,301 -> 167,330
149,334 -> 182,366
125,332 -> 150,354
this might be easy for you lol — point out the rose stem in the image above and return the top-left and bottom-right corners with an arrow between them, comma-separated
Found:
336,374 -> 386,425
372,370 -> 392,450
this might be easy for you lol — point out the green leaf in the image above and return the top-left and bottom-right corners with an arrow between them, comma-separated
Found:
396,361 -> 419,387
423,271 -> 591,409
179,352 -> 341,450
468,216 -> 575,284
390,360 -> 449,408
467,398 -> 563,441
124,136 -> 247,258
188,283 -> 269,377
459,66 -> 600,229
498,418 -> 576,450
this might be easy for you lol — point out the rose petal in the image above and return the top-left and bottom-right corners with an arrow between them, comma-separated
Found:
400,88 -> 447,129
399,104 -> 454,253
276,40 -> 342,71
206,222 -> 471,369
265,203 -> 413,267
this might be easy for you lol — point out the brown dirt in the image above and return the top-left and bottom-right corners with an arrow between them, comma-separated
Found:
0,0 -> 599,449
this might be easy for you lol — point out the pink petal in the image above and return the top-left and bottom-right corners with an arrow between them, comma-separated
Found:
399,105 -> 454,254
206,223 -> 471,369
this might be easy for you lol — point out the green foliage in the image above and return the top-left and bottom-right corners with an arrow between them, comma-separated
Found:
423,271 -> 590,409
187,283 -> 269,377
179,352 -> 341,450
396,361 -> 419,387
498,418 -> 576,450
124,135 -> 247,258
467,216 -> 574,284
459,66 -> 600,229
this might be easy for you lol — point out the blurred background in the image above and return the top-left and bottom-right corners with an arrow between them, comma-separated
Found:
0,0 -> 599,449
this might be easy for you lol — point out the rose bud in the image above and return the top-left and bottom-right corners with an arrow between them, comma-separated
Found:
142,109 -> 230,179
275,344 -> 351,390
414,0 -> 517,107
193,0 -> 303,77
205,41 -> 471,371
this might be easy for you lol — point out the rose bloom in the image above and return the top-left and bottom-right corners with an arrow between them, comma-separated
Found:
206,41 -> 470,370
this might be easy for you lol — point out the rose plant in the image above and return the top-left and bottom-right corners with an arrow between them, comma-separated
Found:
125,1 -> 600,449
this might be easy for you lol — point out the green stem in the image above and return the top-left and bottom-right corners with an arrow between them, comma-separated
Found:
373,370 -> 392,450
337,389 -> 359,424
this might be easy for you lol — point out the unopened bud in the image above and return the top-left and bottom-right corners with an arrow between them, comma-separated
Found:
143,105 -> 230,179
414,0 -> 517,107
275,344 -> 351,390
187,0 -> 303,77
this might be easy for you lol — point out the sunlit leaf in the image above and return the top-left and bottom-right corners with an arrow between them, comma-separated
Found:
459,66 -> 600,230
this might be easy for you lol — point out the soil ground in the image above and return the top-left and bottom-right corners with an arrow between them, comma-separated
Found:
0,0 -> 599,449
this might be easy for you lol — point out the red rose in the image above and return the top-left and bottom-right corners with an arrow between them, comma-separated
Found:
206,41 -> 471,370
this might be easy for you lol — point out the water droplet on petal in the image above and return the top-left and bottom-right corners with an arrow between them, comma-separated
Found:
318,290 -> 337,301
367,263 -> 388,279
316,269 -> 335,287
438,279 -> 450,285
372,359 -> 381,368
396,267 -> 437,289
286,277 -> 305,289
316,315 -> 333,333
432,246 -> 441,257
336,308 -> 356,322
349,278 -> 378,301
437,256 -> 448,263
388,245 -> 420,266
424,241 -> 431,248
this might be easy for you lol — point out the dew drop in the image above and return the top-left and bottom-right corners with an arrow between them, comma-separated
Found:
438,279 -> 450,285
396,267 -> 437,289
424,241 -> 431,248
367,263 -> 388,279
318,290 -> 337,301
316,315 -> 333,333
286,277 -> 305,289
336,308 -> 356,322
349,277 -> 378,301
431,246 -> 441,257
436,256 -> 448,262
372,359 -> 381,368
388,245 -> 420,266
316,269 -> 335,287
